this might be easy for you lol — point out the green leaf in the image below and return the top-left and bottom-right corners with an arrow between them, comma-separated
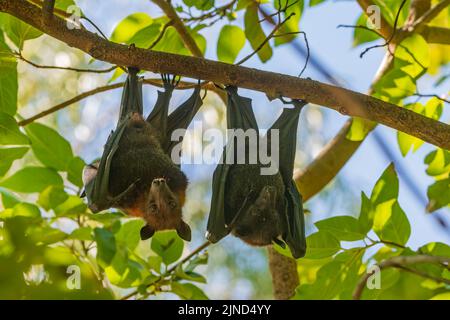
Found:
346,117 -> 371,141
38,185 -> 69,211
395,34 -> 429,79
0,113 -> 28,145
424,149 -> 450,177
94,228 -> 117,268
304,231 -> 340,259
67,156 -> 85,187
217,25 -> 246,63
115,219 -> 145,251
419,242 -> 450,257
0,202 -> 41,219
185,252 -> 208,272
244,4 -> 273,63
236,0 -> 253,11
105,254 -> 143,288
273,0 -> 303,46
148,255 -> 163,274
0,14 -> 43,50
127,23 -> 163,48
175,264 -> 207,283
183,0 -> 214,10
373,69 -> 416,100
54,0 -> 78,12
68,227 -> 94,241
54,195 -> 87,216
353,14 -> 381,47
110,13 -> 153,43
151,231 -> 184,265
25,123 -> 74,171
0,34 -> 18,116
358,192 -> 373,233
397,99 -> 442,156
296,249 -> 363,300
0,147 -> 28,177
152,27 -> 189,55
315,215 -> 367,241
373,199 -> 411,246
29,225 -> 67,245
309,0 -> 326,6
0,188 -> 20,208
0,167 -> 62,193
426,177 -> 450,212
370,163 -> 398,206
171,282 -> 208,300
430,292 -> 450,300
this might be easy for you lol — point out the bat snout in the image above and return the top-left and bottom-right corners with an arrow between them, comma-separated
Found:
152,178 -> 166,186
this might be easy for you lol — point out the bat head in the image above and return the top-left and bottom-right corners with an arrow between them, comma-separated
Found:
231,185 -> 282,246
142,178 -> 191,241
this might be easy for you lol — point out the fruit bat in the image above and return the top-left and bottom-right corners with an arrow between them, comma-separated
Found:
205,86 -> 306,259
82,68 -> 203,241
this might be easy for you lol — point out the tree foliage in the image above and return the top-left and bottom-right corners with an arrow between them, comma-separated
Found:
0,0 -> 449,300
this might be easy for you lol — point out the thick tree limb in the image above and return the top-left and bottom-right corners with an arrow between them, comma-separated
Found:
267,247 -> 299,300
1,0 -> 449,149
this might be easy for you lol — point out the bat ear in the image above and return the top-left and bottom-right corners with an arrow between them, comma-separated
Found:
273,237 -> 286,249
176,221 -> 192,242
140,225 -> 155,240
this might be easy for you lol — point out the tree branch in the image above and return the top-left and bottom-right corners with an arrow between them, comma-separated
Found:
267,247 -> 299,299
1,0 -> 448,149
412,0 -> 450,30
17,79 -> 219,126
353,255 -> 450,300
356,0 -> 394,39
421,26 -> 450,45
121,241 -> 211,300
151,0 -> 203,58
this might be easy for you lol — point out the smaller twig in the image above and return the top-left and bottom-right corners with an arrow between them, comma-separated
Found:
148,20 -> 174,50
337,24 -> 383,38
121,241 -> 211,300
412,93 -> 450,104
18,79 -> 212,126
14,51 -> 118,73
236,12 -> 295,65
412,0 -> 450,31
359,0 -> 407,58
258,0 -> 299,23
81,16 -> 108,40
297,31 -> 309,78
182,0 -> 236,22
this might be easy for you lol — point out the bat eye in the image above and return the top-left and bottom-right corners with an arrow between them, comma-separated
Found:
168,200 -> 177,209
149,203 -> 158,213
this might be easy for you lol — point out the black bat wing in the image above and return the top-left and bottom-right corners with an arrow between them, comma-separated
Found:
164,85 -> 203,156
84,68 -> 143,212
206,86 -> 258,243
146,76 -> 175,140
118,67 -> 143,122
84,117 -> 130,212
268,99 -> 307,259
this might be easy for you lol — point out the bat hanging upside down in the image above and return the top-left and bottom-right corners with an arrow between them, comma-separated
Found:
206,86 -> 307,259
82,68 -> 203,241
